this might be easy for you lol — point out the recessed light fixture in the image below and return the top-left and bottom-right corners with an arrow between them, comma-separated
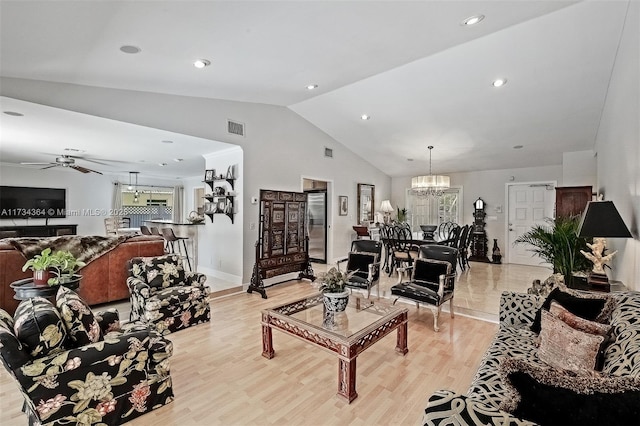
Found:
3,111 -> 24,116
173,158 -> 183,162
161,140 -> 174,144
120,45 -> 141,54
361,114 -> 371,120
513,145 -> 524,149
306,84 -> 318,90
158,163 -> 167,167
492,78 -> 507,87
461,15 -> 485,26
407,158 -> 414,162
193,59 -> 211,69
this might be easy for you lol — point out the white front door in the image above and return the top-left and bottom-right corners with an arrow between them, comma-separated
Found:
507,182 -> 556,266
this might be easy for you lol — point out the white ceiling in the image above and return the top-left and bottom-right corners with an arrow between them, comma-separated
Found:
0,1 -> 631,177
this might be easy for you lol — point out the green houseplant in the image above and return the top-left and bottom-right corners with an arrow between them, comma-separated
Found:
514,215 -> 592,279
22,248 -> 85,286
318,267 -> 357,312
49,250 -> 85,285
21,247 -> 55,286
397,207 -> 408,223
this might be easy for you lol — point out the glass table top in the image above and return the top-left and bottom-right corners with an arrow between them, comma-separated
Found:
266,293 -> 405,340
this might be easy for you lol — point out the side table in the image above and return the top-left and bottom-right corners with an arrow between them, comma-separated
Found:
10,275 -> 82,301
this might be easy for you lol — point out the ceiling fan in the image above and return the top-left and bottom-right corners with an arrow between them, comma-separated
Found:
21,154 -> 106,174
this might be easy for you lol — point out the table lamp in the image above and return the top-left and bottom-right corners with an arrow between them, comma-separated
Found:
380,200 -> 394,224
577,200 -> 632,287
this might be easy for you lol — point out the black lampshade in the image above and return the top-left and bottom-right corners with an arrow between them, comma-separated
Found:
578,201 -> 632,238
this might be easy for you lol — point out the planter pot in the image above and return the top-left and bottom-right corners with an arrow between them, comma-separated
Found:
323,291 -> 349,313
32,270 -> 50,287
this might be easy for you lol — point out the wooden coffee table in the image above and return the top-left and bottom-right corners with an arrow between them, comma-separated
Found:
261,293 -> 408,403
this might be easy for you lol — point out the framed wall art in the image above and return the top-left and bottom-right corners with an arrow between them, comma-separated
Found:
339,196 -> 348,216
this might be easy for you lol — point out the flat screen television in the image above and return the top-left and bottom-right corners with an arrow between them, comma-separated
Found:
0,186 -> 66,218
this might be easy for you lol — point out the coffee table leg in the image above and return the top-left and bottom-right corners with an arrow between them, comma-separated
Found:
396,320 -> 408,355
262,324 -> 275,359
337,357 -> 358,403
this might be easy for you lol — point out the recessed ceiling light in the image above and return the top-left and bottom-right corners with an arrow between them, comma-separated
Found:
492,78 -> 507,87
120,45 -> 141,54
174,158 -> 183,162
407,158 -> 414,162
158,163 -> 167,167
513,145 -> 524,149
361,114 -> 371,120
461,15 -> 485,26
161,140 -> 173,144
306,84 -> 318,90
3,111 -> 24,116
193,59 -> 211,69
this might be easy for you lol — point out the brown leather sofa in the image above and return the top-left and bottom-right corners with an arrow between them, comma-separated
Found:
0,235 -> 165,315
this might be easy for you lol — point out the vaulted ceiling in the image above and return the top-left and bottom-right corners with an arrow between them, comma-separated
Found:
0,1 -> 631,177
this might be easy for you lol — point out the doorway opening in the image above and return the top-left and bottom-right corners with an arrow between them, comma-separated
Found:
303,179 -> 328,264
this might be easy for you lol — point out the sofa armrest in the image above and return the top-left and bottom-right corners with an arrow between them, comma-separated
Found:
127,276 -> 151,294
423,390 -> 534,426
94,308 -> 121,334
499,292 -> 543,329
15,327 -> 164,397
184,271 -> 207,285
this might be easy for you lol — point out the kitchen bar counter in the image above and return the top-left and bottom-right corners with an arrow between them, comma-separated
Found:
146,220 -> 204,270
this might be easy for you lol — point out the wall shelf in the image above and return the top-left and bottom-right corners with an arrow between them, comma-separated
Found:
204,174 -> 235,223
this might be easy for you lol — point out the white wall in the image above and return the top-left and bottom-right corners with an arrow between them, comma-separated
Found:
594,0 -> 639,290
562,150 -> 596,187
0,79 -> 391,284
198,147 -> 244,283
392,164 -> 563,259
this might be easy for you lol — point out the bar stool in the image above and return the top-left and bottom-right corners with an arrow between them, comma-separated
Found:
140,225 -> 152,235
161,228 -> 192,271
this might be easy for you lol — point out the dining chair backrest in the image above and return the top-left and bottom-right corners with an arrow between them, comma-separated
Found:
457,225 -> 470,251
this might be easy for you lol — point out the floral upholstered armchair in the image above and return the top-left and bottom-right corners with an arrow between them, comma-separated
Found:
0,287 -> 174,425
127,254 -> 210,335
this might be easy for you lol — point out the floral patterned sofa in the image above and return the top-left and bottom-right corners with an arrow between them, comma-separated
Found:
0,286 -> 174,425
126,254 -> 210,335
423,289 -> 640,425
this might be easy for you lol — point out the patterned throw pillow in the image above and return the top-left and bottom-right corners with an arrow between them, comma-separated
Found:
144,255 -> 186,289
549,302 -> 611,336
531,286 -> 615,333
538,309 -> 605,373
56,286 -> 103,345
13,297 -> 68,357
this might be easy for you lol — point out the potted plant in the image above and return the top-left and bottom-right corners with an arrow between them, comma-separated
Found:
21,247 -> 54,286
514,215 -> 592,280
49,250 -> 85,285
318,267 -> 356,312
397,207 -> 408,223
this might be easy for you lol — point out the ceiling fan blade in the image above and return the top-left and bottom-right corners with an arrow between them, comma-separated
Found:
40,165 -> 59,170
67,156 -> 109,166
21,162 -> 54,165
71,165 -> 103,175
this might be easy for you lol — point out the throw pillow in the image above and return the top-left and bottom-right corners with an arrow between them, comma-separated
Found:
538,309 -> 605,373
412,258 -> 451,285
530,286 -> 615,333
144,254 -> 186,289
56,286 -> 102,345
13,297 -> 68,358
499,357 -> 640,425
549,302 -> 611,336
346,252 -> 378,280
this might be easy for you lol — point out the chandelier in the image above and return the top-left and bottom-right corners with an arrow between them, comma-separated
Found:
411,146 -> 450,197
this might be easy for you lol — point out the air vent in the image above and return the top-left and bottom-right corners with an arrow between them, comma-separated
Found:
227,120 -> 245,136
324,147 -> 333,158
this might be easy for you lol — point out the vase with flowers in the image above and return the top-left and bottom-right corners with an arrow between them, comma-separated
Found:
318,267 -> 356,312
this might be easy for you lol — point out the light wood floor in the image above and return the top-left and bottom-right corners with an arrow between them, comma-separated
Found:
0,261 -> 551,425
